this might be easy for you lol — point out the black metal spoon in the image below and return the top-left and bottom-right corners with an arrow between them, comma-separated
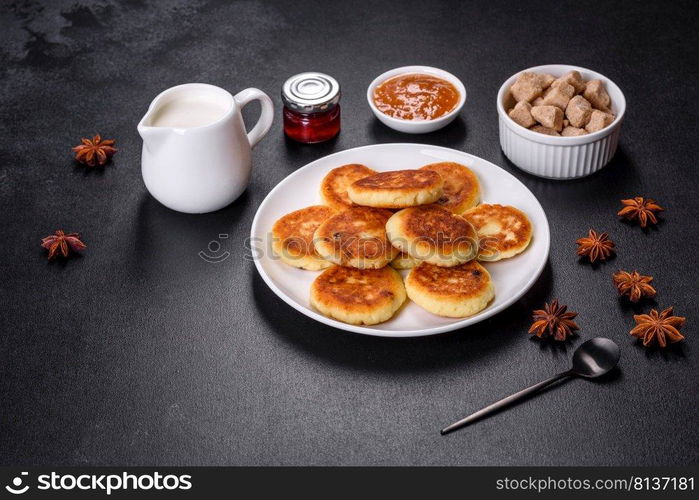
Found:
440,337 -> 620,435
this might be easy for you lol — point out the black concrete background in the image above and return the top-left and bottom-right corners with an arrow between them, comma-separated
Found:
1,0 -> 697,466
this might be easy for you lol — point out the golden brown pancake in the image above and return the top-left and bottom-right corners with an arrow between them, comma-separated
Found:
390,251 -> 419,270
320,164 -> 377,211
313,207 -> 398,269
462,204 -> 532,261
310,266 -> 406,325
405,261 -> 494,317
347,169 -> 444,208
419,162 -> 480,213
271,205 -> 336,270
386,205 -> 479,267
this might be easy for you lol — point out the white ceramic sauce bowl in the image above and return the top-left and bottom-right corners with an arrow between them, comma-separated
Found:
367,65 -> 466,134
497,64 -> 626,179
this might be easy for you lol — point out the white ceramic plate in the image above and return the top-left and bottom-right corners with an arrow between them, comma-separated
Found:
251,144 -> 550,337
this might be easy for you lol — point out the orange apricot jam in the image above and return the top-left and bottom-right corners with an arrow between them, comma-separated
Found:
373,73 -> 460,121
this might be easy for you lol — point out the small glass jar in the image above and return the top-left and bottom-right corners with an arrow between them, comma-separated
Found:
282,72 -> 341,144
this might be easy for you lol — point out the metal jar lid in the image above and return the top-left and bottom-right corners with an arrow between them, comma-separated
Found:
282,72 -> 340,113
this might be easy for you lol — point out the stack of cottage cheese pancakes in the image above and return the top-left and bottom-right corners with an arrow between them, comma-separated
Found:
271,163 -> 533,325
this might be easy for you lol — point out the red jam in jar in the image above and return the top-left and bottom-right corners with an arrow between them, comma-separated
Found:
282,72 -> 341,143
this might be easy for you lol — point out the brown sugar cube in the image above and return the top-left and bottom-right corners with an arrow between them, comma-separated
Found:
508,101 -> 537,128
547,82 -> 575,98
503,89 -> 517,111
532,96 -> 545,106
552,70 -> 585,94
563,119 -> 570,127
565,95 -> 593,128
542,82 -> 574,110
538,73 -> 556,89
511,72 -> 543,102
531,105 -> 564,131
531,125 -> 561,136
561,126 -> 588,137
583,79 -> 611,111
585,110 -> 615,133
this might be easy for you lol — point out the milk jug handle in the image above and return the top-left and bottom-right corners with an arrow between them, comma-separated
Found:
233,88 -> 274,148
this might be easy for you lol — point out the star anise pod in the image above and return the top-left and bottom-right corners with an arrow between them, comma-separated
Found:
72,134 -> 117,166
617,197 -> 663,228
612,270 -> 656,302
630,306 -> 685,348
528,299 -> 579,341
41,230 -> 86,260
576,229 -> 615,263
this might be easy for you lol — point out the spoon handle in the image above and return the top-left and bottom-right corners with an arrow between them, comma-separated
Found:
440,370 -> 574,435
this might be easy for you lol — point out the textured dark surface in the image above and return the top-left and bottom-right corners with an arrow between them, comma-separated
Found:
1,0 -> 698,466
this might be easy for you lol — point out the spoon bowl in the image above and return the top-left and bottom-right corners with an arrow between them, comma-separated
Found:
571,337 -> 621,378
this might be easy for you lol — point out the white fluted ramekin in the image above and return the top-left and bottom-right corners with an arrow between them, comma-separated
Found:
497,64 -> 626,179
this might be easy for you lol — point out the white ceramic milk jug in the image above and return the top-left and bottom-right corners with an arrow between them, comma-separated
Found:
137,83 -> 273,213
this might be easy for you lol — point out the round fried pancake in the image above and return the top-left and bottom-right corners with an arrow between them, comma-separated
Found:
462,204 -> 532,261
406,261 -> 494,317
271,205 -> 337,270
419,162 -> 481,213
390,251 -> 419,270
320,164 -> 377,211
313,207 -> 398,269
347,169 -> 444,208
310,266 -> 406,325
386,205 -> 479,267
